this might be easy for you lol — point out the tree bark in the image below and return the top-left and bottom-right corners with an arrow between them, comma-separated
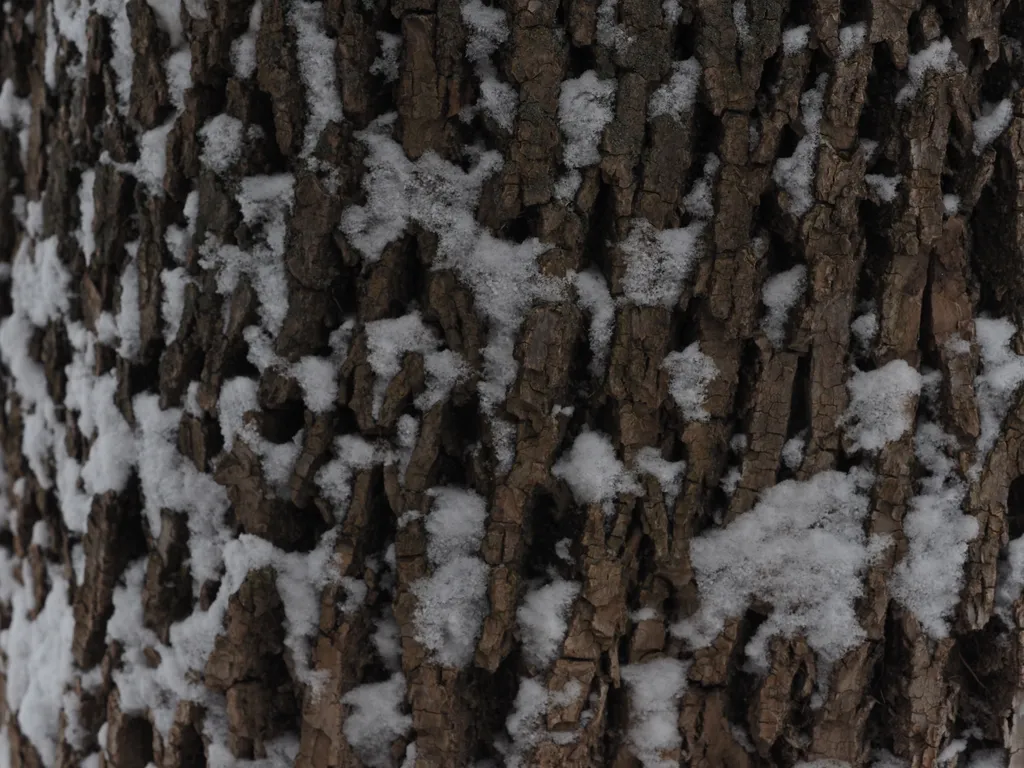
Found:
0,0 -> 1023,766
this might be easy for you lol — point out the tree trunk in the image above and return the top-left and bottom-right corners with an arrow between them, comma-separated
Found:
0,0 -> 1022,766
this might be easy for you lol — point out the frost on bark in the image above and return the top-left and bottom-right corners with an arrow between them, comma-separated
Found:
1,0 -> 1024,766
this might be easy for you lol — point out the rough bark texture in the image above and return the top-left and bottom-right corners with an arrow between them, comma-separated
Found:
1,0 -> 1024,767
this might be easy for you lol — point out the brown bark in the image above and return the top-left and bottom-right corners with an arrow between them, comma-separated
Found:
0,0 -> 1023,767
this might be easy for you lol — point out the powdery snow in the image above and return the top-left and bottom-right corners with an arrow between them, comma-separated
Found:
782,25 -> 811,54
199,114 -> 244,174
674,468 -> 883,670
574,269 -> 615,375
648,59 -> 701,121
891,424 -> 978,637
516,579 -> 580,667
839,23 -> 867,59
897,38 -> 957,104
773,74 -> 827,216
316,435 -> 380,520
1,573 -> 76,765
341,674 -> 413,768
619,219 -> 703,307
974,317 -> 1024,473
341,118 -> 559,415
461,0 -> 517,130
865,174 -> 901,202
635,447 -> 686,507
370,32 -> 402,83
841,359 -> 923,452
621,657 -> 689,768
761,265 -> 807,347
289,0 -> 344,156
973,99 -> 1012,153
559,71 -> 616,170
411,487 -> 490,667
552,430 -> 640,509
663,342 -> 719,422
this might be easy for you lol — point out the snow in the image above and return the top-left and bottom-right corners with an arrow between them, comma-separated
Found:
943,194 -> 960,215
292,355 -> 338,413
316,435 -> 380,520
773,74 -> 826,215
839,23 -> 867,59
841,359 -> 923,452
501,678 -> 551,767
635,447 -> 686,507
160,267 -> 190,342
865,174 -> 901,202
891,424 -> 978,637
967,751 -> 1007,768
620,219 -> 703,307
761,265 -> 806,347
341,674 -> 413,768
782,25 -> 811,54
733,2 -> 750,47
341,118 -> 558,415
104,531 -> 340,738
851,309 -> 878,354
781,434 -> 806,470
461,0 -> 517,130
64,359 -> 135,497
552,430 -> 640,508
116,246 -> 141,358
2,574 -> 76,765
973,99 -> 1012,153
574,269 -> 615,376
423,487 -> 488,565
621,657 -> 688,768
558,72 -> 616,170
648,59 -> 701,121
133,393 -> 232,584
200,114 -> 244,174
596,0 -> 631,53
0,80 -> 30,132
370,32 -> 402,84
365,312 -> 440,416
289,0 -> 344,156
663,342 -> 719,422
517,579 -> 580,667
674,468 -> 882,670
133,120 -> 175,195
974,317 -> 1024,472
683,154 -> 720,220
412,486 -> 490,666
230,0 -> 262,78
897,38 -> 956,104
146,0 -> 184,46
11,236 -> 71,327
76,169 -> 96,263
201,174 -> 294,336
165,49 -> 192,110
411,555 -> 489,667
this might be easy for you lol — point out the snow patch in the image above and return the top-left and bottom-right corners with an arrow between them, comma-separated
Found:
517,579 -> 580,667
773,74 -> 826,215
761,265 -> 807,347
674,468 -> 882,670
648,59 -> 701,121
891,424 -> 978,637
552,430 -> 640,509
621,657 -> 688,768
663,342 -> 719,422
841,360 -> 923,452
